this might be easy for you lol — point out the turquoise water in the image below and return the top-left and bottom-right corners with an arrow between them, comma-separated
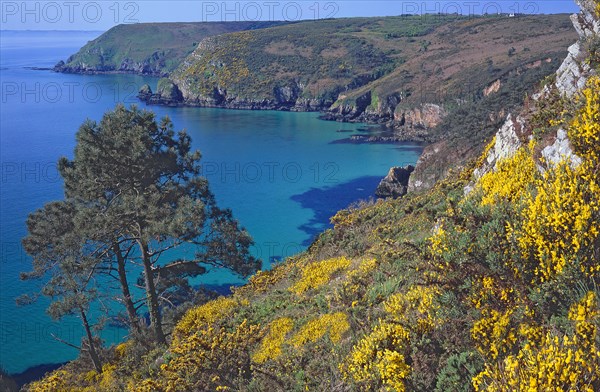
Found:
0,31 -> 422,374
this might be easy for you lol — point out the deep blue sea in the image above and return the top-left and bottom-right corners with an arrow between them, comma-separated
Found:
0,30 -> 422,375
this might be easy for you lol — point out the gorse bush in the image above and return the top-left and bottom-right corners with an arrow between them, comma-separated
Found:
289,256 -> 351,295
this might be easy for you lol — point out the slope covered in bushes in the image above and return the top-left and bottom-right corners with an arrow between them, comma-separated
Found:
28,2 -> 600,391
26,70 -> 600,390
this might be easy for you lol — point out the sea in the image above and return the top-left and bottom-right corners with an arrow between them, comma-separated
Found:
0,30 -> 422,379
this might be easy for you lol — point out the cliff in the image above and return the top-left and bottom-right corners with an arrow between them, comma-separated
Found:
54,22 -> 285,76
141,15 -> 574,126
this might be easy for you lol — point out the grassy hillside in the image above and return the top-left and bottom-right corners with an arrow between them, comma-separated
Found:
335,14 -> 575,110
26,2 -> 600,387
167,14 -> 575,112
170,15 -> 464,105
25,73 -> 600,391
55,22 -> 285,76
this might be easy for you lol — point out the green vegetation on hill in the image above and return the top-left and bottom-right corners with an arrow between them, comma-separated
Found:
26,11 -> 600,387
167,14 -> 574,114
55,22 -> 285,76
342,14 -> 575,110
171,15 -> 464,104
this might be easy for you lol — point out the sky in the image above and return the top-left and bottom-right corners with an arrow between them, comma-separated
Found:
0,0 -> 580,31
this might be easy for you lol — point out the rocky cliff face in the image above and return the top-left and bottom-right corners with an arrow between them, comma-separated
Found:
470,114 -> 528,181
375,165 -> 415,199
556,0 -> 599,96
460,0 -> 597,193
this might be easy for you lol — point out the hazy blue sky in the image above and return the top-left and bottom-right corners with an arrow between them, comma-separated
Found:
1,1 -> 580,30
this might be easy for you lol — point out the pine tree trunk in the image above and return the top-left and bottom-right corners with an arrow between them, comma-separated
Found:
113,241 -> 140,334
79,307 -> 102,373
138,239 -> 166,345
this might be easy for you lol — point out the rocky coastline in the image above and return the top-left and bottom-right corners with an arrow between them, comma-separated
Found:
53,60 -> 170,77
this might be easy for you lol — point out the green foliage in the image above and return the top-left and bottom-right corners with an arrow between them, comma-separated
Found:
59,22 -> 285,75
435,352 -> 482,392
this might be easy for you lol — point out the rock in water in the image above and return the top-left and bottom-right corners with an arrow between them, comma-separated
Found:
137,79 -> 183,106
376,165 -> 415,199
156,78 -> 183,103
137,84 -> 153,101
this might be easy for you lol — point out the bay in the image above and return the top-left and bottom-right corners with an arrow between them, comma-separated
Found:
0,30 -> 422,374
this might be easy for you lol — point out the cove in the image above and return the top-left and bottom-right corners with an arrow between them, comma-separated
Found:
0,30 -> 422,374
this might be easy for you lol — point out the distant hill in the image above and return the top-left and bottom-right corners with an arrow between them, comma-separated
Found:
157,15 -> 575,116
142,14 -> 576,188
57,15 -> 577,189
54,21 -> 287,76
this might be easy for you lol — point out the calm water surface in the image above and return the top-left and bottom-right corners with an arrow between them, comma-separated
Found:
0,30 -> 422,374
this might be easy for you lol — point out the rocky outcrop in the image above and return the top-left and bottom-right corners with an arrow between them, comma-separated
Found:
408,142 -> 450,192
472,114 -> 527,180
138,84 -> 153,101
555,42 -> 592,96
394,104 -> 446,129
483,79 -> 501,96
137,79 -> 184,106
375,165 -> 415,198
322,92 -> 376,121
461,113 -> 528,194
555,0 -> 599,96
541,128 -> 582,168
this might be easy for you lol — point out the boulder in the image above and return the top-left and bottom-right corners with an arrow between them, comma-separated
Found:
376,165 -> 415,198
541,128 -> 582,168
137,84 -> 153,100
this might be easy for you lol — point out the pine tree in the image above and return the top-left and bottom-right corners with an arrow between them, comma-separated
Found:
56,104 -> 260,344
21,201 -> 104,372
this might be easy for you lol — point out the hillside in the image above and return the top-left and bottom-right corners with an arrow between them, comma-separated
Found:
57,15 -> 577,191
26,1 -> 600,391
139,14 -> 576,190
149,14 -> 574,114
53,22 -> 286,76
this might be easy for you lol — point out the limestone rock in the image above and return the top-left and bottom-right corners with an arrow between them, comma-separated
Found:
555,42 -> 592,97
472,114 -> 527,180
555,0 -> 599,96
541,128 -> 582,168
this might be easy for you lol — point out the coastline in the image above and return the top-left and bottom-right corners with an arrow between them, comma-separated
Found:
10,362 -> 66,389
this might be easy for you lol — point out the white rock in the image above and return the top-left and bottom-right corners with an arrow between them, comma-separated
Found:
541,128 -> 582,169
